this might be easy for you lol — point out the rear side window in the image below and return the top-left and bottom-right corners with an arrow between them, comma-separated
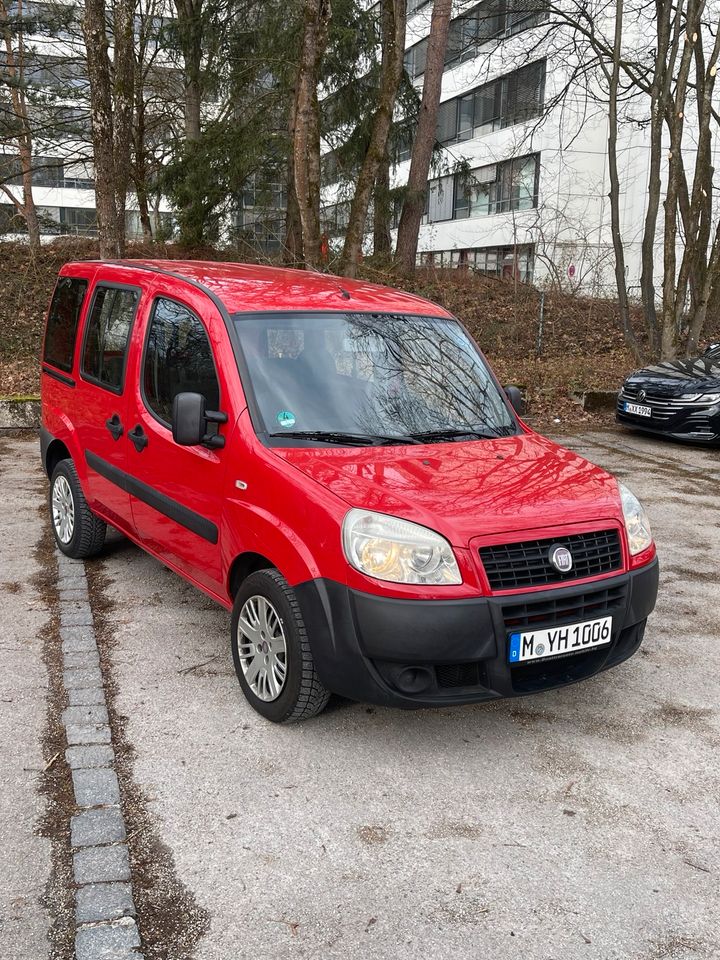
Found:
143,297 -> 220,425
43,277 -> 88,372
82,285 -> 139,392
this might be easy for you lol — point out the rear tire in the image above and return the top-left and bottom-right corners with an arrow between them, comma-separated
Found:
231,569 -> 330,723
49,459 -> 106,559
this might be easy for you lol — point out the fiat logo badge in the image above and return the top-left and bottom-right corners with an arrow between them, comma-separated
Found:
549,544 -> 573,573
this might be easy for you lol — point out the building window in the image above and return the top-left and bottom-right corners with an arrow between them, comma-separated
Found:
492,154 -> 538,212
1,155 -> 94,189
435,60 -> 545,147
425,153 -> 539,224
59,207 -> 97,235
417,245 -> 535,282
320,200 -> 351,237
405,0 -> 547,79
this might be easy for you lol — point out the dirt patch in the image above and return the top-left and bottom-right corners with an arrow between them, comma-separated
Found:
655,701 -> 714,726
662,566 -> 720,585
84,558 -> 210,960
32,524 -> 75,960
509,705 -> 641,747
1,580 -> 22,593
424,820 -> 483,841
357,825 -> 389,845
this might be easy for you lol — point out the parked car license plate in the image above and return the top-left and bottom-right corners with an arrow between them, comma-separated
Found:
624,401 -> 652,417
508,615 -> 613,664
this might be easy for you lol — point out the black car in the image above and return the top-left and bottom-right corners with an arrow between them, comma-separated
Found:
617,343 -> 720,445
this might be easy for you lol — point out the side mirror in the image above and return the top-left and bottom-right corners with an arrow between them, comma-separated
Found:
172,392 -> 206,446
504,385 -> 525,416
172,392 -> 227,448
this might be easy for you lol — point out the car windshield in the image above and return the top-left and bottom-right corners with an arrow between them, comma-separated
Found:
232,312 -> 518,444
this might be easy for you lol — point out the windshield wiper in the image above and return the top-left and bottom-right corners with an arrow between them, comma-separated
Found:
268,430 -> 423,446
408,427 -> 506,442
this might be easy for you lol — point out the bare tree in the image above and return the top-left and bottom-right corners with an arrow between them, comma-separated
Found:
293,0 -> 332,268
604,0 -> 641,362
339,0 -> 406,277
394,0 -> 452,272
83,0 -> 136,257
0,0 -> 40,252
545,0 -> 720,359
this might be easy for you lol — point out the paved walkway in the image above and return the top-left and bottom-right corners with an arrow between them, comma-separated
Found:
0,438 -> 51,959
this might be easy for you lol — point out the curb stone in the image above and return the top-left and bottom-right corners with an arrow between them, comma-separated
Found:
55,550 -> 144,959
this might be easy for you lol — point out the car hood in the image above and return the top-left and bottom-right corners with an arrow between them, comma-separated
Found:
626,358 -> 720,395
275,431 -> 624,547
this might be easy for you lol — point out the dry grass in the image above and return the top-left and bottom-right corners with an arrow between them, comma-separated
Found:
4,239 -> 712,426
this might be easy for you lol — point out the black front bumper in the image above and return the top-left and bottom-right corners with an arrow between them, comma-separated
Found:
295,559 -> 659,708
616,402 -> 720,444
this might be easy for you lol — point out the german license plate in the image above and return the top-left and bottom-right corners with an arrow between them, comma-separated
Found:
508,615 -> 613,664
625,401 -> 651,417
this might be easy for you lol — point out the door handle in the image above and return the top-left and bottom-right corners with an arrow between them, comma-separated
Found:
128,424 -> 148,452
105,414 -> 124,441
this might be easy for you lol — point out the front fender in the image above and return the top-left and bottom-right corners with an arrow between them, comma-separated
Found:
220,497 -> 331,592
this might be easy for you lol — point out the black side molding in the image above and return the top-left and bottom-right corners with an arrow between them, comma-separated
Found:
42,365 -> 75,387
84,450 -> 218,544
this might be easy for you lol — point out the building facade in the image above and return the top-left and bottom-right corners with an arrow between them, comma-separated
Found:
0,0 -> 175,243
320,0 -> 720,295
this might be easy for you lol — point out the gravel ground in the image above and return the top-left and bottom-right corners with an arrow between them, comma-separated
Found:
3,427 -> 719,960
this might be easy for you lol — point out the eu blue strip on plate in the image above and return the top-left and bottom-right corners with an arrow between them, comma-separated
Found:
508,633 -> 521,663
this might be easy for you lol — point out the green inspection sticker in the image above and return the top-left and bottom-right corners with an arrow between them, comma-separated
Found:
276,410 -> 296,428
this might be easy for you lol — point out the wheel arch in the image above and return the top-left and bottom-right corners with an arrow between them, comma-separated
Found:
45,437 -> 72,477
228,551 -> 277,599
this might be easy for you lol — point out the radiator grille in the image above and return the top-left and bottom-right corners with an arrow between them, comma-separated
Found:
480,529 -> 622,590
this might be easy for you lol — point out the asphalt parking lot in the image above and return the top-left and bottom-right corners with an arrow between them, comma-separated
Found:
2,427 -> 720,960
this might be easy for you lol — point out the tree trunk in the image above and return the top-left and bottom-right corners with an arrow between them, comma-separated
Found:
373,151 -> 392,256
638,0 -> 674,358
605,0 -> 642,363
111,0 -> 135,254
293,0 -> 331,269
686,221 -> 720,355
339,0 -> 406,277
394,0 -> 452,273
175,0 -> 203,142
0,0 -> 41,255
659,1 -> 699,359
132,54 -> 153,242
83,0 -> 128,257
284,93 -> 304,264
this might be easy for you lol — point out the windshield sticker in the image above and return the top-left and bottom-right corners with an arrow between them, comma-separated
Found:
276,410 -> 296,429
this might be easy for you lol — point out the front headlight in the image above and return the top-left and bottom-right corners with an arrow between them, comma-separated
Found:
342,509 -> 462,585
619,483 -> 653,555
697,393 -> 720,404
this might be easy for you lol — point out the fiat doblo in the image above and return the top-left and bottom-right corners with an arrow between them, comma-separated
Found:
40,260 -> 659,722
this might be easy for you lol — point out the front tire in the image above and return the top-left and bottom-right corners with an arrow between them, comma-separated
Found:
231,569 -> 330,723
49,459 -> 106,559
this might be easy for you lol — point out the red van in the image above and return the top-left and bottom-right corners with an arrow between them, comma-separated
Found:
40,260 -> 659,722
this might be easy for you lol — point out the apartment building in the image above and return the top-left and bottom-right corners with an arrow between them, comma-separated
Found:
0,0 -> 175,242
320,0 -> 719,294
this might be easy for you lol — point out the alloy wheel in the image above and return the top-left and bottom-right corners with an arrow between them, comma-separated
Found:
52,475 -> 75,544
236,595 -> 287,701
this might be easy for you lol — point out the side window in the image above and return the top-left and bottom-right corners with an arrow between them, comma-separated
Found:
43,276 -> 88,372
143,297 -> 220,425
82,285 -> 139,392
